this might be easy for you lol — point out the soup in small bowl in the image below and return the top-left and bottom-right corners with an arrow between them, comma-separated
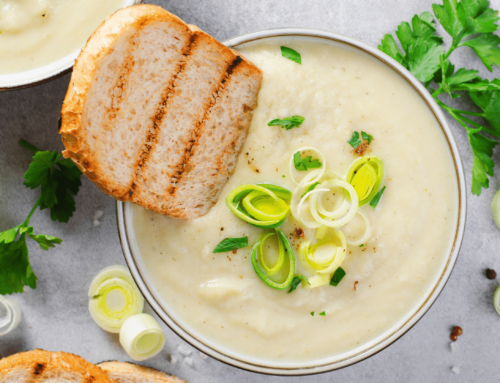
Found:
118,29 -> 466,375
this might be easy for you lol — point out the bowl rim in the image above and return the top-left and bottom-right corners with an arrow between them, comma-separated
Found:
0,0 -> 142,91
116,27 -> 467,376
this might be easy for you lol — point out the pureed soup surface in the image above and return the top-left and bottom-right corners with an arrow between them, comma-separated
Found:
0,0 -> 126,74
132,37 -> 459,363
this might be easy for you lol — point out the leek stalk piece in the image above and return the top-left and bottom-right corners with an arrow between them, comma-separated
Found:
346,156 -> 384,206
492,189 -> 500,230
0,296 -> 21,336
226,184 -> 291,229
251,229 -> 296,289
119,313 -> 166,361
88,265 -> 144,333
299,230 -> 347,275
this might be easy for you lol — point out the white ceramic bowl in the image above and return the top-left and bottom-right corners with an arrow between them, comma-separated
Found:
117,28 -> 467,375
0,0 -> 142,91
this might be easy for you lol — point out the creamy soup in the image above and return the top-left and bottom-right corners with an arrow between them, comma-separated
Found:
131,37 -> 459,363
0,0 -> 127,74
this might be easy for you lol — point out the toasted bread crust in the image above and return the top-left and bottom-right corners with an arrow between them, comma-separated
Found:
98,361 -> 186,383
60,4 -> 190,197
0,349 -> 116,383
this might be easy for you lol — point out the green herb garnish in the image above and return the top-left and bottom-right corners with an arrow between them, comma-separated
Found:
319,311 -> 326,316
370,186 -> 386,209
330,267 -> 346,286
268,115 -> 305,130
294,151 -> 322,172
378,1 -> 500,196
288,275 -> 309,293
212,236 -> 248,253
310,311 -> 315,316
361,131 -> 374,144
347,131 -> 362,148
301,182 -> 320,198
280,46 -> 302,64
359,244 -> 364,247
0,139 -> 82,295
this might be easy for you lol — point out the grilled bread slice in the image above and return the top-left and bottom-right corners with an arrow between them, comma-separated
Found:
98,362 -> 186,383
0,349 -> 116,383
60,4 -> 262,219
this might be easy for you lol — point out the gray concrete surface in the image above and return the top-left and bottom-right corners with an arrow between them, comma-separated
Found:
1,0 -> 500,381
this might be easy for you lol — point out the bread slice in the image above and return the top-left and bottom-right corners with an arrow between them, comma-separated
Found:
0,349 -> 116,383
98,362 -> 185,383
60,4 -> 262,219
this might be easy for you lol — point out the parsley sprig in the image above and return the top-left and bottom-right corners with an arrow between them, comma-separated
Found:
379,0 -> 500,195
0,140 -> 82,295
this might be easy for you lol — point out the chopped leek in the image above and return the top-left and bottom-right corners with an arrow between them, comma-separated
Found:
370,186 -> 386,209
304,274 -> 330,288
226,184 -> 291,228
346,156 -> 384,206
88,265 -> 144,333
0,296 -> 21,336
492,189 -> 500,230
330,267 -> 346,286
299,231 -> 347,275
344,208 -> 373,247
494,286 -> 500,316
251,229 -> 296,290
120,313 -> 166,361
258,232 -> 285,275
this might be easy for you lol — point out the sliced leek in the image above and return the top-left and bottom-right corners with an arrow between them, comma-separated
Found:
258,232 -> 285,275
304,274 -> 330,288
494,286 -> 500,316
492,189 -> 500,230
226,184 -> 291,228
120,313 -> 166,361
89,265 -> 144,333
0,296 -> 21,336
344,208 -> 373,247
299,230 -> 347,275
251,229 -> 296,289
346,156 -> 384,206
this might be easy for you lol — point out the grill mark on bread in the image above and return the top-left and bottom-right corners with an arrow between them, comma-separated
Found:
33,363 -> 45,376
126,33 -> 198,198
167,55 -> 243,197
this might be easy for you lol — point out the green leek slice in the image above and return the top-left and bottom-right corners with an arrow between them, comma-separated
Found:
119,313 -> 166,361
226,184 -> 290,228
258,232 -> 285,275
346,156 -> 384,206
251,229 -> 296,290
88,265 -> 144,333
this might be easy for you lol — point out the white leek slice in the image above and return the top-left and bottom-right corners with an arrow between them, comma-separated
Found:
304,274 -> 330,288
0,296 -> 21,336
120,313 -> 166,361
492,189 -> 500,230
88,265 -> 144,333
297,188 -> 329,228
345,208 -> 373,246
289,147 -> 326,186
494,286 -> 500,316
317,230 -> 347,274
309,180 -> 359,228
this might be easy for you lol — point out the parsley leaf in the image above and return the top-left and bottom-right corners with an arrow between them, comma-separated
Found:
370,186 -> 386,208
212,237 -> 248,253
319,311 -> 326,316
330,267 -> 346,286
293,151 -> 323,171
460,33 -> 500,71
280,46 -> 301,64
288,275 -> 309,293
0,139 -> 81,295
268,116 -> 305,130
347,131 -> 362,149
432,0 -> 467,46
468,129 -> 497,194
361,131 -> 374,144
462,0 -> 500,36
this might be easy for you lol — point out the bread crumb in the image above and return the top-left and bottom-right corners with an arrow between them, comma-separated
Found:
199,352 -> 207,359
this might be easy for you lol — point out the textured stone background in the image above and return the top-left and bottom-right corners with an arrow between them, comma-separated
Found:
1,0 -> 500,382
